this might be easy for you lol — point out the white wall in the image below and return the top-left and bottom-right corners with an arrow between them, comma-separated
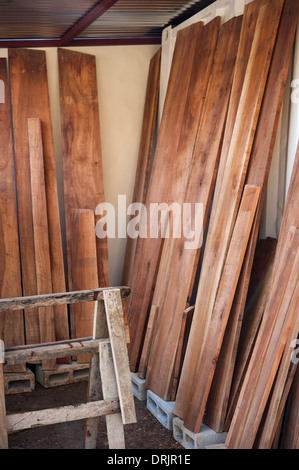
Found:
0,44 -> 160,286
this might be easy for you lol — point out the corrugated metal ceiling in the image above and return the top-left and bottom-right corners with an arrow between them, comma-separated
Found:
79,0 -> 211,38
0,0 -> 216,46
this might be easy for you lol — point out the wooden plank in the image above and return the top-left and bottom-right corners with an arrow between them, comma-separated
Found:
170,305 -> 194,401
6,398 -> 120,434
0,58 -> 25,373
223,239 -> 277,431
183,185 -> 260,433
84,299 -> 108,449
256,287 -> 299,449
226,226 -> 299,448
146,15 -> 241,400
175,0 -> 283,420
138,305 -> 159,380
70,209 -> 99,363
99,342 -> 125,449
241,244 -> 299,448
4,338 -> 108,365
226,137 -> 299,448
8,48 -> 68,345
103,289 -> 136,425
122,48 -> 161,287
0,287 -> 131,312
127,21 -> 206,371
58,48 -> 110,301
0,364 -> 8,449
210,0 -> 299,432
28,117 -> 56,370
280,367 -> 299,449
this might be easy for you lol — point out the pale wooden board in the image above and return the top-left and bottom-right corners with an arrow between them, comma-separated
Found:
175,0 -> 283,420
84,299 -> 108,449
100,342 -> 125,449
0,58 -> 25,373
6,398 -> 120,434
8,48 -> 68,345
103,289 -> 136,425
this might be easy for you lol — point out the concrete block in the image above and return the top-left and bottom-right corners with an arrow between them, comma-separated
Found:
4,368 -> 35,395
204,443 -> 228,449
147,390 -> 175,430
131,373 -> 147,401
173,416 -> 227,449
35,360 -> 90,388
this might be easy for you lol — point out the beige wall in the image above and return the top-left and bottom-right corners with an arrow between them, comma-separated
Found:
0,44 -> 159,286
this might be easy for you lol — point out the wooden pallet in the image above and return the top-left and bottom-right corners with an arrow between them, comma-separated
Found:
0,287 -> 136,450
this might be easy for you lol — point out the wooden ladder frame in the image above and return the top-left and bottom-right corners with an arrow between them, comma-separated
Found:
0,287 -> 136,449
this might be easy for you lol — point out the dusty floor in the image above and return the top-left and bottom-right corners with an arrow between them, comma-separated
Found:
5,380 -> 183,450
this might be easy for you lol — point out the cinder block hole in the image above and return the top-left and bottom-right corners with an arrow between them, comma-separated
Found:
148,396 -> 157,412
49,372 -> 69,384
8,380 -> 31,391
185,433 -> 195,449
132,382 -> 138,394
173,424 -> 183,441
157,407 -> 168,426
73,369 -> 89,379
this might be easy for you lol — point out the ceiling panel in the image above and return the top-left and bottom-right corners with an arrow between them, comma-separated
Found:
0,0 -> 98,39
79,0 -> 208,38
0,0 -> 216,46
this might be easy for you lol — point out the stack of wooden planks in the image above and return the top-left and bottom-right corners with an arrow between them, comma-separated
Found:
0,48 -> 109,370
124,0 -> 299,448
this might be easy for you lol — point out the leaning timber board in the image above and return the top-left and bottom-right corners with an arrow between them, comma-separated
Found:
183,184 -> 260,433
146,16 -> 241,399
58,48 -> 109,299
146,16 -> 220,334
204,0 -> 299,432
70,208 -> 99,362
226,227 -> 299,448
127,21 -> 206,371
8,48 -> 68,345
208,0 -> 299,433
122,48 -> 161,287
28,118 -> 56,370
174,0 -> 283,421
0,58 -> 25,372
226,141 -> 299,449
